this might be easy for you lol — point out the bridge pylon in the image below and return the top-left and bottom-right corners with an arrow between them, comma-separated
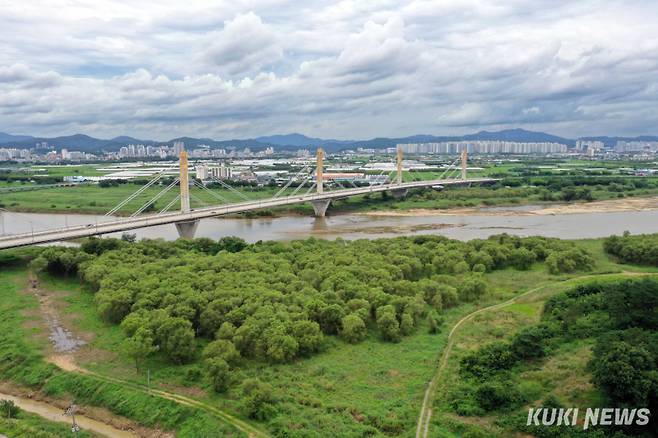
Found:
316,147 -> 324,194
461,149 -> 468,181
396,145 -> 403,185
180,150 -> 191,213
312,147 -> 330,217
176,149 -> 199,239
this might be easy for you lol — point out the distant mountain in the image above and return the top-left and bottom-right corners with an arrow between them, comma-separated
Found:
256,133 -> 351,147
318,129 -> 576,151
0,132 -> 34,143
463,128 -> 575,147
1,128 -> 656,154
111,135 -> 154,144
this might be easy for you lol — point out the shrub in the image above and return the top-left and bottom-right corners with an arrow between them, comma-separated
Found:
340,314 -> 367,344
475,380 -> 523,412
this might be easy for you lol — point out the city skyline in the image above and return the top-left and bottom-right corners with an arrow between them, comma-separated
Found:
2,1 -> 658,140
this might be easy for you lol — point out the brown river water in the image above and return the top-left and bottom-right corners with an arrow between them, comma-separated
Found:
1,203 -> 658,243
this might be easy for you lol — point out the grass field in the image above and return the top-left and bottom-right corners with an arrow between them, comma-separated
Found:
5,238 -> 654,437
0,183 -> 297,215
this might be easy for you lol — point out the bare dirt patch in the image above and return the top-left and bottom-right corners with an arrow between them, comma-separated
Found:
361,196 -> 658,217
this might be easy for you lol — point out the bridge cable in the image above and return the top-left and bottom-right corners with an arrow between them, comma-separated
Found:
105,168 -> 170,216
190,193 -> 209,208
208,177 -> 251,202
303,182 -> 317,196
159,195 -> 180,214
282,169 -> 314,198
273,165 -> 311,199
130,178 -> 179,217
193,180 -> 230,204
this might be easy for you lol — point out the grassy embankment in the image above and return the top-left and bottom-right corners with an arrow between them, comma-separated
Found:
4,238 -> 653,437
425,240 -> 658,437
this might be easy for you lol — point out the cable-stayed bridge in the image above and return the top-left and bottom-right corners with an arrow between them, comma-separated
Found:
0,148 -> 498,249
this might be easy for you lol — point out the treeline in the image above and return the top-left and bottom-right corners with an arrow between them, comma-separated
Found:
604,232 -> 658,266
402,175 -> 657,208
452,277 -> 658,437
0,173 -> 63,184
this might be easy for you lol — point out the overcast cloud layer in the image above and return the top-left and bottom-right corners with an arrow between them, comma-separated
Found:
1,0 -> 658,140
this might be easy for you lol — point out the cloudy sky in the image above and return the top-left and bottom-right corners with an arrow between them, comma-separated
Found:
1,0 -> 657,140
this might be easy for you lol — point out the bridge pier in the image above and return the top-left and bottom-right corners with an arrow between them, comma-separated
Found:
311,199 -> 331,217
175,220 -> 199,239
390,188 -> 409,199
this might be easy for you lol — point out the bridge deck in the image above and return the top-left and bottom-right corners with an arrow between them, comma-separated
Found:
0,178 -> 497,249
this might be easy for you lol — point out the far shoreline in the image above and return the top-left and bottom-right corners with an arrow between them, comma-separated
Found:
357,196 -> 658,218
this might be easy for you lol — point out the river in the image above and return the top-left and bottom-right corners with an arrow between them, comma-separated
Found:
1,202 -> 658,243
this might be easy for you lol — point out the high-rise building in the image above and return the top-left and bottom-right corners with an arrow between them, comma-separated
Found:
173,141 -> 185,156
196,163 -> 233,180
397,140 -> 568,155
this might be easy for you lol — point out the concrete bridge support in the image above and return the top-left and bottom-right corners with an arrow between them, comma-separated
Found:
390,188 -> 409,199
175,220 -> 199,239
311,199 -> 331,217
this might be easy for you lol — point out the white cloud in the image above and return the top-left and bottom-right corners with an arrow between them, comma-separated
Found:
0,0 -> 657,139
204,12 -> 282,76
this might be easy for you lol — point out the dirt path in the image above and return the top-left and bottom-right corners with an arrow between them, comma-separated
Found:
414,272 -> 657,438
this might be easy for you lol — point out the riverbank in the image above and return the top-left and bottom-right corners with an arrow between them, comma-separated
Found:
360,195 -> 658,217
0,386 -> 141,438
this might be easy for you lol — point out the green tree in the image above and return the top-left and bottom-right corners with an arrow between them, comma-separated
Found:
427,310 -> 444,334
591,341 -> 654,405
458,276 -> 487,302
241,378 -> 278,420
121,327 -> 156,372
203,339 -> 241,366
318,304 -> 344,335
400,311 -> 415,336
216,322 -> 236,340
158,317 -> 196,364
475,380 -> 522,412
376,306 -> 400,342
204,358 -> 231,393
291,320 -> 323,355
509,247 -> 536,270
340,314 -> 367,343
264,324 -> 298,363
